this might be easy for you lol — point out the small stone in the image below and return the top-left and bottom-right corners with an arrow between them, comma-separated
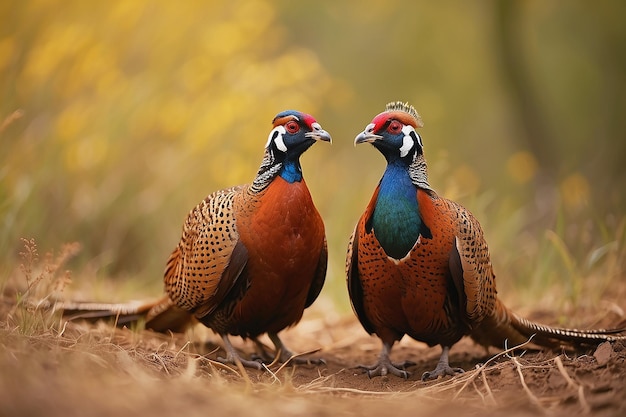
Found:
593,341 -> 614,366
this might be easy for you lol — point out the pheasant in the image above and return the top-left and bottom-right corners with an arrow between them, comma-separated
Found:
346,101 -> 625,381
64,110 -> 331,369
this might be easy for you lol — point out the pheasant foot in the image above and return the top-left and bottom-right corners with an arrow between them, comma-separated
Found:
421,345 -> 464,381
268,332 -> 325,365
217,334 -> 264,370
358,342 -> 414,379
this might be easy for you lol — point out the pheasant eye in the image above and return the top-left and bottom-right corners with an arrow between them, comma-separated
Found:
387,120 -> 402,134
285,121 -> 300,134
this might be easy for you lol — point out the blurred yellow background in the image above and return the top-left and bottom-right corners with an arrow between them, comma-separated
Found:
1,0 -> 625,312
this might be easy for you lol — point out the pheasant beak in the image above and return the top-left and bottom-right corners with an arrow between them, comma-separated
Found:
355,123 -> 382,145
305,122 -> 332,143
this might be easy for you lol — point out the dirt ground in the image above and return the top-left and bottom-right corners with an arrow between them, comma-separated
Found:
1,293 -> 625,417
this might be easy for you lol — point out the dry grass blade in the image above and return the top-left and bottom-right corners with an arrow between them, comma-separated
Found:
152,352 -> 170,375
232,354 -> 253,390
577,386 -> 590,414
267,347 -> 282,368
57,320 -> 69,338
173,340 -> 192,360
274,348 -> 322,375
201,356 -> 243,377
306,386 -> 407,396
478,366 -> 496,406
554,355 -> 577,389
512,356 -> 545,413
261,362 -> 281,384
554,355 -> 590,413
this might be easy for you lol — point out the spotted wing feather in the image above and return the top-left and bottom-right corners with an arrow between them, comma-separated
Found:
164,186 -> 248,318
443,198 -> 497,326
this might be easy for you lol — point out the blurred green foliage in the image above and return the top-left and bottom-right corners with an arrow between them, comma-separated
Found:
1,0 -> 625,311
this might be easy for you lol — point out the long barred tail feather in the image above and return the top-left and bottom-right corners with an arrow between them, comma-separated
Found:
510,312 -> 626,346
471,299 -> 626,350
58,296 -> 193,333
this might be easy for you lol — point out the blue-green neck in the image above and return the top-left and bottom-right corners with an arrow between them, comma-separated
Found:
279,158 -> 303,183
371,161 -> 422,259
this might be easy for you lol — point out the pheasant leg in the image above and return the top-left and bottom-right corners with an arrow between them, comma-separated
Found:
249,337 -> 275,362
268,332 -> 325,365
358,342 -> 414,379
217,334 -> 264,370
421,345 -> 464,381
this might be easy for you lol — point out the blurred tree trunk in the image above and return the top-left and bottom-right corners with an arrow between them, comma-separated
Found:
492,0 -> 558,219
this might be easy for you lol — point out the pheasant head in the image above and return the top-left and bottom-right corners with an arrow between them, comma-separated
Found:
354,102 -> 433,259
355,101 -> 430,191
252,110 -> 331,192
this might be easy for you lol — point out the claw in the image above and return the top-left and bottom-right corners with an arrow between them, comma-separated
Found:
421,366 -> 464,381
216,355 -> 264,370
358,362 -> 410,379
358,342 -> 413,379
421,345 -> 464,381
218,333 -> 324,370
218,334 -> 266,370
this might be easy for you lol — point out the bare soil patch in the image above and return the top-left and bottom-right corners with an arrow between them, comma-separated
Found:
1,293 -> 625,417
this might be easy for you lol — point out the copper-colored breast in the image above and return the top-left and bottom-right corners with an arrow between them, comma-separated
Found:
227,177 -> 327,336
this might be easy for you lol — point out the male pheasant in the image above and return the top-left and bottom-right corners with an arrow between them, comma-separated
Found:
65,110 -> 331,369
346,101 -> 625,381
